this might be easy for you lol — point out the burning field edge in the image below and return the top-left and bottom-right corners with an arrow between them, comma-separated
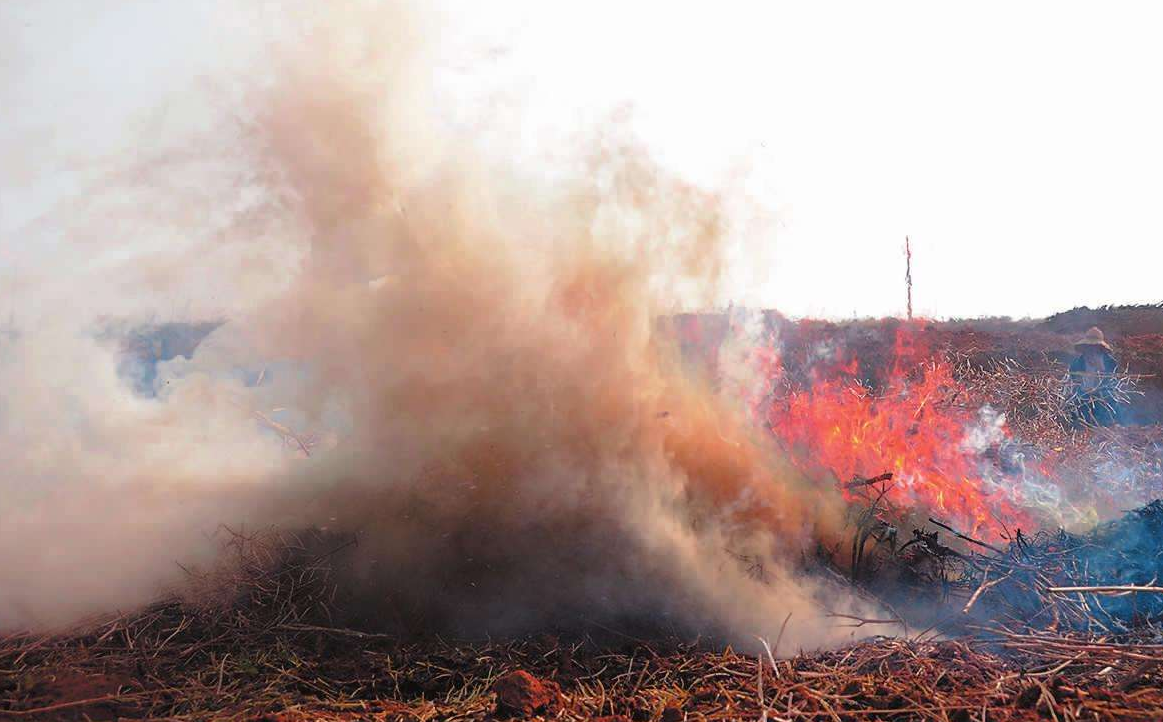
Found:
8,309 -> 1163,720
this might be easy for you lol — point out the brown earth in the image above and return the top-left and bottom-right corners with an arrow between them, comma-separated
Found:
0,668 -> 140,721
4,620 -> 1162,721
493,669 -> 562,717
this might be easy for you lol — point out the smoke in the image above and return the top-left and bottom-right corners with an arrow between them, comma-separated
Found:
0,2 -> 871,648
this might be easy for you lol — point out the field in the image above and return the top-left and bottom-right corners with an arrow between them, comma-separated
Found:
6,305 -> 1163,721
6,615 -> 1163,721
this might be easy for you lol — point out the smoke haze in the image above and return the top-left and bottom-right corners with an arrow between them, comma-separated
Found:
0,2 -> 871,648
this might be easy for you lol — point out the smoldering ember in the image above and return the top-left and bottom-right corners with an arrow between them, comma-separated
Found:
5,4 -> 1163,722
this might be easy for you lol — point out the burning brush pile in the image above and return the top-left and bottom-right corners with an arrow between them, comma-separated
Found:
750,314 -> 1163,630
746,317 -> 1163,536
6,5 -> 1163,720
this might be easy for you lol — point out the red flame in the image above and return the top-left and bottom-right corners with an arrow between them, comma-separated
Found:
764,323 -> 1033,538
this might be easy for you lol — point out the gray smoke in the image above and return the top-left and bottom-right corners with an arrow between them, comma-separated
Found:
0,1 -> 875,649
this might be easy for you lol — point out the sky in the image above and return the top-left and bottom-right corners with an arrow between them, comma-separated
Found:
3,1 -> 1162,320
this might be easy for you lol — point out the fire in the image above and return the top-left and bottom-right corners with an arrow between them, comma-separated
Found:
763,323 -> 1034,538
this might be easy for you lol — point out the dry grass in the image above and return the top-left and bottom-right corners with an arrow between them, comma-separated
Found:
4,608 -> 1163,720
3,524 -> 1163,721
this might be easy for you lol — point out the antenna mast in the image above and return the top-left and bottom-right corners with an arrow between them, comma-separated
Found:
905,236 -> 913,320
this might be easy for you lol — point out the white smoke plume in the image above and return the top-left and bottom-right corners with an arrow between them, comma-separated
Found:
0,2 -> 873,649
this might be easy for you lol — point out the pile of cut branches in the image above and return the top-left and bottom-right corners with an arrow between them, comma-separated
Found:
838,484 -> 1163,641
961,499 -> 1163,635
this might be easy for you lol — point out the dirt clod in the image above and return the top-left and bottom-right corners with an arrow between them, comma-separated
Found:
660,705 -> 684,722
492,669 -> 562,717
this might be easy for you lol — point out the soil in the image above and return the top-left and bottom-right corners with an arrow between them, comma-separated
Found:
4,626 -> 1162,721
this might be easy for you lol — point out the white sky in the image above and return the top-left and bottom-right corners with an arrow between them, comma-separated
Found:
3,1 -> 1163,320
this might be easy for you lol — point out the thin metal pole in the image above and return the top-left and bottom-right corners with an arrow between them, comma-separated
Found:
905,236 -> 913,320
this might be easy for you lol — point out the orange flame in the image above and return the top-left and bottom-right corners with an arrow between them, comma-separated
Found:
763,324 -> 1033,538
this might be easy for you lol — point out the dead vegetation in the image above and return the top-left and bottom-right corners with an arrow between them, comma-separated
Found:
4,598 -> 1163,720
7,314 -> 1163,720
3,514 -> 1163,721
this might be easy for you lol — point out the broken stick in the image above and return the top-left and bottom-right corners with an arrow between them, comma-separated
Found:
927,517 -> 1005,555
